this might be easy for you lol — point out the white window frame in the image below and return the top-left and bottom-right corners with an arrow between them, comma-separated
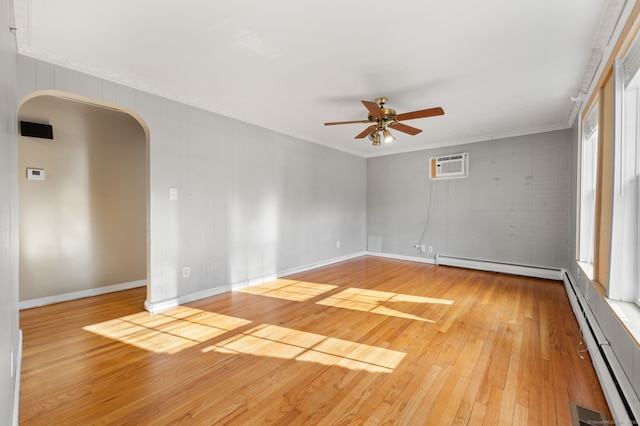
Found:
608,57 -> 640,302
578,105 -> 598,278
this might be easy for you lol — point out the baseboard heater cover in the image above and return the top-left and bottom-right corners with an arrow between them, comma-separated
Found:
563,271 -> 640,425
435,255 -> 562,280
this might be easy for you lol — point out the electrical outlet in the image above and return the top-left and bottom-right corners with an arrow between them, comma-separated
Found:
336,241 -> 341,248
182,266 -> 190,278
420,245 -> 426,253
428,246 -> 434,254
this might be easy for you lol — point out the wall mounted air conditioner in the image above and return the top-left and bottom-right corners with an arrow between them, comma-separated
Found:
429,152 -> 469,180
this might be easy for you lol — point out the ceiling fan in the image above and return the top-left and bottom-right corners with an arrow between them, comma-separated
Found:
324,97 -> 444,146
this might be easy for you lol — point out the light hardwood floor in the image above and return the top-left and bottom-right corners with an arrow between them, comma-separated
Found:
19,256 -> 611,425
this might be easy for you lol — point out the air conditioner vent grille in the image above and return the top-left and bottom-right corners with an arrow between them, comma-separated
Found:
437,154 -> 463,161
430,152 -> 469,180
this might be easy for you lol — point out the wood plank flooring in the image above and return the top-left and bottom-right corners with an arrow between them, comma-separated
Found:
19,256 -> 611,425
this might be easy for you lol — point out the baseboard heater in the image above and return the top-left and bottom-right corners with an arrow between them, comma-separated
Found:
435,255 -> 563,281
563,271 -> 640,425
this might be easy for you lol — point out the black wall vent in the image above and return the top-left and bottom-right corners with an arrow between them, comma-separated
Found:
20,121 -> 53,140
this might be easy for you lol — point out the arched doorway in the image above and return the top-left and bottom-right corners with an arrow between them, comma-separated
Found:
17,90 -> 150,308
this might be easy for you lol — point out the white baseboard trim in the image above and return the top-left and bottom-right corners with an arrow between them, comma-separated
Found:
144,283 -> 235,314
19,279 -> 147,310
365,251 -> 436,265
563,270 -> 639,425
12,330 -> 22,426
363,251 -> 560,280
144,252 -> 368,314
276,251 -> 368,277
435,254 -> 562,281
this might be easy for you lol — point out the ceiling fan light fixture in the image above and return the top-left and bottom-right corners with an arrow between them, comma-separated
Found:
323,97 -> 444,146
382,128 -> 395,143
372,132 -> 381,146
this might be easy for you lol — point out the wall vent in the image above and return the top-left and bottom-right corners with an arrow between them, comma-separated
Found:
429,152 -> 468,180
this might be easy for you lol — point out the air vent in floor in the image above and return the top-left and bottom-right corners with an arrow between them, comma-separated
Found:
570,401 -> 609,425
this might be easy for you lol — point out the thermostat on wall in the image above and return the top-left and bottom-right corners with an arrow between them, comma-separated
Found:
26,168 -> 45,181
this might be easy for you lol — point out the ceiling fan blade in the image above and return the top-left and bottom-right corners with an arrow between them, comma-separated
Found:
355,125 -> 378,139
389,122 -> 423,136
324,119 -> 371,126
361,100 -> 384,117
396,107 -> 444,121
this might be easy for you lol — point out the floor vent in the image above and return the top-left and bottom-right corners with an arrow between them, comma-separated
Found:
570,401 -> 609,425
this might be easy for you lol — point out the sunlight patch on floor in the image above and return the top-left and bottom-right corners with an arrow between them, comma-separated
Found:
237,279 -> 452,322
237,279 -> 338,301
84,306 -> 252,354
202,324 -> 405,373
84,285 -> 432,364
316,288 -> 452,322
84,307 -> 404,371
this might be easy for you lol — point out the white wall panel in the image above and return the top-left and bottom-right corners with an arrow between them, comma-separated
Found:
78,73 -> 103,100
0,0 -> 20,421
16,57 -> 367,309
53,65 -> 79,94
35,60 -> 54,90
102,80 -> 117,104
185,107 -> 209,295
16,55 -> 35,101
116,84 -> 136,111
207,113 -> 230,286
145,93 -> 172,301
128,91 -> 160,302
368,131 -> 572,268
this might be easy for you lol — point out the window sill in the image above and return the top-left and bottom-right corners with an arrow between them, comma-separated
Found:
575,261 -> 640,346
605,298 -> 640,347
577,260 -> 594,281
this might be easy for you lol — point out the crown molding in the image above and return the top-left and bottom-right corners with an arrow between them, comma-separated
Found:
570,0 -> 634,126
363,122 -> 571,158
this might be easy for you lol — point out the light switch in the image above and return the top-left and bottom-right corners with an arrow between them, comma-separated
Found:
169,187 -> 178,200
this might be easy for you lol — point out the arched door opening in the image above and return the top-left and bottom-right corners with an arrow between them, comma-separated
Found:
17,90 -> 150,308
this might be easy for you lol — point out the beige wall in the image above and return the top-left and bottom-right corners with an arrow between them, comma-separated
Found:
18,94 -> 146,301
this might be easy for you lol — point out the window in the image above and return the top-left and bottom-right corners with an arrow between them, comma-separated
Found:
606,54 -> 640,301
624,64 -> 640,303
579,105 -> 598,276
619,67 -> 640,303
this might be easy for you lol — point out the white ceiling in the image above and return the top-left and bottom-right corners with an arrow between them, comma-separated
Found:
13,0 -> 619,157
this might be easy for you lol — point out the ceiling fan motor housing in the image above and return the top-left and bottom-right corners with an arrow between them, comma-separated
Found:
368,108 -> 397,125
323,97 -> 444,144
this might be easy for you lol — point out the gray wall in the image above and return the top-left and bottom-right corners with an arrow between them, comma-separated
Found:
0,0 -> 20,421
15,57 -> 367,309
367,130 -> 572,269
